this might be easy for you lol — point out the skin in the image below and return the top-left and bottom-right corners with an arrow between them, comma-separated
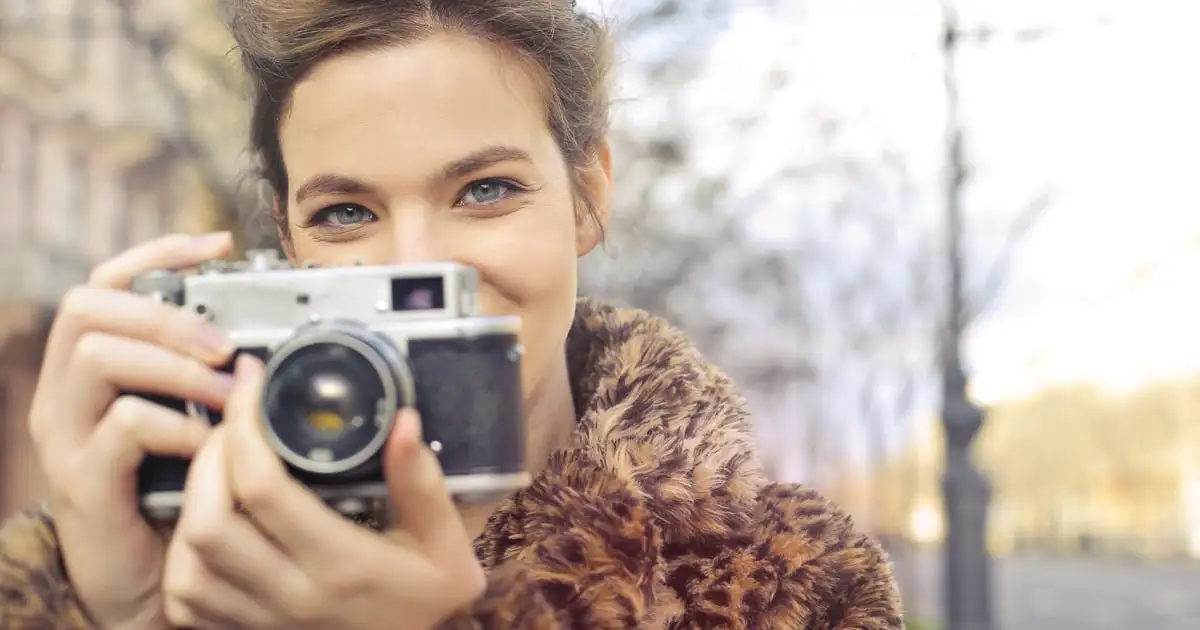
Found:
279,34 -> 612,533
25,32 -> 612,630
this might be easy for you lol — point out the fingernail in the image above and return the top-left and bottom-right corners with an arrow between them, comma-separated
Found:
401,408 -> 423,443
235,354 -> 251,377
235,353 -> 262,378
196,324 -> 232,354
193,231 -> 231,249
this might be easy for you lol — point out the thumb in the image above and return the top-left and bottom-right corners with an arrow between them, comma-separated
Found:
383,408 -> 470,559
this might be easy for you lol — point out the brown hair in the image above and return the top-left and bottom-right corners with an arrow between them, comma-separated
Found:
227,0 -> 613,242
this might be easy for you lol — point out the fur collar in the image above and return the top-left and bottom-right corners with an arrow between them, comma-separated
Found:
0,298 -> 903,629
439,299 -> 902,628
501,296 -> 768,545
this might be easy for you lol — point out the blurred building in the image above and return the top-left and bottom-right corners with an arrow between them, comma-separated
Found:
0,2 -> 234,518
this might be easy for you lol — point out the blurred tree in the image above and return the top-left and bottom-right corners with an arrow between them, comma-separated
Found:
870,376 -> 1200,556
987,380 -> 1196,556
579,0 -> 942,487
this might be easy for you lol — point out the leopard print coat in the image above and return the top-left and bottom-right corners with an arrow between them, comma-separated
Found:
0,298 -> 903,629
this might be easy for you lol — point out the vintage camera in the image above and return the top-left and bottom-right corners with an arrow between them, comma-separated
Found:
131,250 -> 528,523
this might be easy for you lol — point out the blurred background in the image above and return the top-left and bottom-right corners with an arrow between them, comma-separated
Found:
2,1 -> 1199,628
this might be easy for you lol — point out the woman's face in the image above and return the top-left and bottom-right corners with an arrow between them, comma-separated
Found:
278,34 -> 610,405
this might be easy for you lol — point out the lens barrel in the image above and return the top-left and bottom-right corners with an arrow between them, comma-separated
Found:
261,321 -> 414,477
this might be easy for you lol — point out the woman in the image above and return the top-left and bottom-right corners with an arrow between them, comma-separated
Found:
0,0 -> 903,628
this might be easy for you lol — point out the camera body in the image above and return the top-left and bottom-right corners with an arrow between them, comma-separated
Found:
132,250 -> 528,523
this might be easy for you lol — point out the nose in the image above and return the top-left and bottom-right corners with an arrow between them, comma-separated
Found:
389,209 -> 441,265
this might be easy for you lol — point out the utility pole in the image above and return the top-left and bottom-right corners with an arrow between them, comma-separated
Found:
936,5 -> 1110,626
939,1 -> 993,628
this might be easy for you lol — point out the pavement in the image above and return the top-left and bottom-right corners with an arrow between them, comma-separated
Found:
891,548 -> 1200,629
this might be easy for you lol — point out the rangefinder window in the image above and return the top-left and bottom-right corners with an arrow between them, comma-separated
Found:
391,276 -> 445,311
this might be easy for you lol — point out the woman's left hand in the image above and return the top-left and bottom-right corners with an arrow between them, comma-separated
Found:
162,355 -> 486,630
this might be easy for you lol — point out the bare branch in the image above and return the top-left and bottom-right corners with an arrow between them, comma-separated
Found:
967,186 -> 1055,320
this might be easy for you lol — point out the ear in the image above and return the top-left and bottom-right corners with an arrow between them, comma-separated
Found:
574,139 -> 613,257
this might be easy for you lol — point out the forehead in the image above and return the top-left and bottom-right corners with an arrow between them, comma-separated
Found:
280,35 -> 552,180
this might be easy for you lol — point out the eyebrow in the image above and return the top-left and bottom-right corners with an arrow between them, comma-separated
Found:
441,145 -> 532,182
294,174 -> 375,204
293,145 -> 534,204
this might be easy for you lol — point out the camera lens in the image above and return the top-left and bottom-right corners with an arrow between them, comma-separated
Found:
262,324 -> 413,476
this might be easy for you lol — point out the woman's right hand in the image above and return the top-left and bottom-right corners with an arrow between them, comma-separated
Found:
27,232 -> 238,630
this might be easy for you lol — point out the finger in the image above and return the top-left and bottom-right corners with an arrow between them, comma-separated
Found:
87,395 -> 211,483
177,426 -> 308,602
42,285 -> 233,382
48,399 -> 193,602
221,355 -> 352,560
163,537 -> 273,630
37,333 -> 233,455
54,396 -> 210,523
384,408 -> 474,563
88,231 -> 232,290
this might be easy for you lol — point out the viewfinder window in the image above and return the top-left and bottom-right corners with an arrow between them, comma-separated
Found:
390,277 -> 445,311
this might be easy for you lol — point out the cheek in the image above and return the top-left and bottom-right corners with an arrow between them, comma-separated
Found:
466,205 -> 580,397
285,228 -> 395,267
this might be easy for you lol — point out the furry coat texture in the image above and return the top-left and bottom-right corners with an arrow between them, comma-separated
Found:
0,298 -> 903,629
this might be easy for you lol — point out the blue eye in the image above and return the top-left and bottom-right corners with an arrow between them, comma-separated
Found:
314,204 -> 376,227
460,179 -> 516,205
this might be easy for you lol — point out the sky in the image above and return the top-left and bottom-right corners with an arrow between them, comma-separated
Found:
584,0 -> 1200,410
955,0 -> 1200,400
